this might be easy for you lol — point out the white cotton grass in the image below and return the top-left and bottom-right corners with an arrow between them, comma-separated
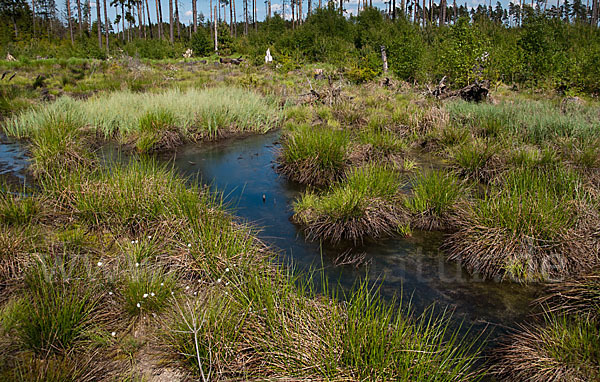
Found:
143,293 -> 148,298
136,302 -> 141,308
111,331 -> 116,337
97,261 -> 103,267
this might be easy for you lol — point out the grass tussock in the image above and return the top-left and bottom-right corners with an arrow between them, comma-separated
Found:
293,165 -> 410,243
539,273 -> 600,319
279,124 -> 350,186
494,314 -> 599,382
445,167 -> 600,281
406,170 -> 464,230
449,139 -> 502,183
164,275 -> 484,381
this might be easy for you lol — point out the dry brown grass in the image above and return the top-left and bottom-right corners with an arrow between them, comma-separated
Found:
295,198 -> 410,244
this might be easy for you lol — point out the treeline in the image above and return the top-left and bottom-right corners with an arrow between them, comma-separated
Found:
1,0 -> 600,93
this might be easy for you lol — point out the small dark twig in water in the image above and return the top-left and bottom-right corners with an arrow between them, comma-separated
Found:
333,249 -> 370,268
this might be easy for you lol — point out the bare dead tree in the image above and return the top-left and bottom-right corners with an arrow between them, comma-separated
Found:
76,0 -> 82,34
145,0 -> 153,38
233,0 -> 237,36
229,0 -> 233,34
138,0 -> 143,38
214,5 -> 218,51
253,0 -> 257,29
156,0 -> 162,39
244,0 -> 248,34
67,0 -> 74,43
169,0 -> 174,42
175,0 -> 181,39
96,0 -> 102,47
104,0 -> 109,49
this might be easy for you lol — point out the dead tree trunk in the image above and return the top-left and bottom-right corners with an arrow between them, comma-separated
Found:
229,0 -> 233,34
244,0 -> 248,34
233,0 -> 237,36
380,46 -> 388,73
145,0 -> 153,38
175,0 -> 181,39
138,0 -> 143,38
253,0 -> 257,29
121,3 -> 126,41
67,0 -> 74,43
104,0 -> 109,50
156,0 -> 162,39
96,0 -> 102,47
192,0 -> 197,31
214,5 -> 218,51
76,0 -> 82,34
169,0 -> 174,42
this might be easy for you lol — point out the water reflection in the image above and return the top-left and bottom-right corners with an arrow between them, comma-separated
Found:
163,131 -> 540,339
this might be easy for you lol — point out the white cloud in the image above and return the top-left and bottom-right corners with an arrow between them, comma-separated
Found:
185,10 -> 193,16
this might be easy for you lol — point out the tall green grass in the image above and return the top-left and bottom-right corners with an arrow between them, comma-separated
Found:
446,167 -> 594,281
280,124 -> 350,185
406,170 -> 463,218
295,165 -> 402,222
7,256 -> 100,354
447,99 -> 600,145
474,167 -> 583,240
165,271 -> 484,381
294,165 -> 409,242
4,87 -> 281,139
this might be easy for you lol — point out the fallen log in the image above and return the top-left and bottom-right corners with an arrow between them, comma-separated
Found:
432,79 -> 489,103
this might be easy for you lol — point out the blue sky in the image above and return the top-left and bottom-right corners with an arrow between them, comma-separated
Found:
72,0 -> 511,32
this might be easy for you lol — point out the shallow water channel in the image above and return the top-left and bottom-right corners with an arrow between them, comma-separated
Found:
159,131 -> 541,343
0,131 -> 542,347
0,134 -> 30,184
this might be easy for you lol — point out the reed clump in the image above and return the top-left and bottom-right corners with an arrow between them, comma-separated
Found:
279,124 -> 350,186
406,170 -> 464,230
445,167 -> 600,281
293,165 -> 410,243
494,273 -> 600,381
494,314 -> 599,382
